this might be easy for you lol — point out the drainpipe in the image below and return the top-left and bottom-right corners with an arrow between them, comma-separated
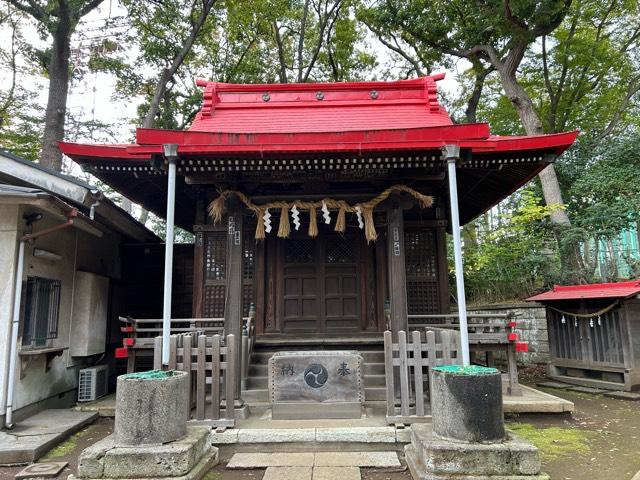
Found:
2,209 -> 77,429
161,144 -> 178,366
444,145 -> 470,366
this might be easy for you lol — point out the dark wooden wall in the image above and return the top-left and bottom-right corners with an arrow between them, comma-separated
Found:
121,243 -> 194,318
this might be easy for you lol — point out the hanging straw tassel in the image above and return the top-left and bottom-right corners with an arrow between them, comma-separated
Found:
362,206 -> 377,243
254,207 -> 265,240
308,206 -> 318,237
334,205 -> 346,233
208,193 -> 228,224
277,206 -> 290,238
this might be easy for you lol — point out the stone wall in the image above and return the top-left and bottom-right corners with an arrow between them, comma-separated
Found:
468,303 -> 549,364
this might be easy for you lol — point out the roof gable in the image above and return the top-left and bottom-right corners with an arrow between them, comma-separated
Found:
189,75 -> 452,134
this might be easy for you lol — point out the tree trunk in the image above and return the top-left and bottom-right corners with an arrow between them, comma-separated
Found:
41,17 -> 72,171
142,0 -> 216,129
499,70 -> 571,226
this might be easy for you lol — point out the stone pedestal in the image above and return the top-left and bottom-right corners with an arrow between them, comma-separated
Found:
115,370 -> 189,446
405,365 -> 548,480
71,371 -> 218,480
268,351 -> 364,419
431,366 -> 504,443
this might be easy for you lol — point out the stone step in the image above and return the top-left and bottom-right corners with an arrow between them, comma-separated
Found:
364,374 -> 386,386
242,388 -> 269,403
251,350 -> 384,365
363,363 -> 385,375
364,387 -> 386,401
249,364 -> 268,376
227,451 -> 401,468
247,376 -> 268,389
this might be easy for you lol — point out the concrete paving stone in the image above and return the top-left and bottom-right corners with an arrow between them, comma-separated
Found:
209,429 -> 239,444
227,452 -> 315,468
604,391 -> 640,401
313,466 -> 361,480
315,427 -> 396,443
263,466 -> 313,480
237,428 -> 316,443
314,451 -> 401,468
536,381 -> 570,389
566,386 -> 608,394
395,428 -> 412,443
0,410 -> 98,465
15,461 -> 68,478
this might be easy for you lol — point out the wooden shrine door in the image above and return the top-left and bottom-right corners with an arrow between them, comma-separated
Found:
277,234 -> 361,334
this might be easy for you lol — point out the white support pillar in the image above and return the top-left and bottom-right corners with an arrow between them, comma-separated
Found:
444,144 -> 470,366
162,144 -> 178,366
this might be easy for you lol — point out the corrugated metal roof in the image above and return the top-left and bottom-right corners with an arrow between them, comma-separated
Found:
526,280 -> 640,301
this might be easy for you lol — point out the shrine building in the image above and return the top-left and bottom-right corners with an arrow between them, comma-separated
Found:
59,75 -> 577,390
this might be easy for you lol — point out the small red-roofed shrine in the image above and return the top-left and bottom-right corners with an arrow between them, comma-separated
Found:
527,280 -> 640,391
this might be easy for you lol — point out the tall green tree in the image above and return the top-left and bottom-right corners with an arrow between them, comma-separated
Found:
5,0 -> 105,171
361,0 -> 573,227
0,4 -> 43,160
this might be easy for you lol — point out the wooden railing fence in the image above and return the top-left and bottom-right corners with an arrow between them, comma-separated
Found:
408,313 -> 522,395
384,329 -> 462,424
153,333 -> 237,428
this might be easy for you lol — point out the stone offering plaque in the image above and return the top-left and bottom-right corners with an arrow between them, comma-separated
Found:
268,351 -> 364,419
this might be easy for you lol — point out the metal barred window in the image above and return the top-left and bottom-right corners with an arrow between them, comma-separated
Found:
22,277 -> 61,347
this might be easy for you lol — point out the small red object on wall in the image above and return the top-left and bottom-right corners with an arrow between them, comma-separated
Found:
115,347 -> 129,358
515,342 -> 529,353
123,338 -> 135,347
507,332 -> 519,342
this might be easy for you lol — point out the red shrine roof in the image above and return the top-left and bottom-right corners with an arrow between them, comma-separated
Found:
527,280 -> 640,302
59,75 -> 577,160
189,75 -> 452,133
57,75 -> 578,230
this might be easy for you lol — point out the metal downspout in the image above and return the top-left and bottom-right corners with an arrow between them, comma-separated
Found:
444,145 -> 471,366
3,211 -> 77,429
162,144 -> 178,366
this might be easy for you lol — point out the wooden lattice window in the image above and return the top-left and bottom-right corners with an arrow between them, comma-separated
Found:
242,240 -> 255,317
405,229 -> 440,315
326,237 -> 357,264
201,227 -> 256,319
284,239 -> 315,263
203,232 -> 227,318
205,232 -> 226,281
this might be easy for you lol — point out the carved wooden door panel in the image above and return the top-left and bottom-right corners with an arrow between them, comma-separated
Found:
323,236 -> 360,332
281,238 -> 320,333
278,235 -> 361,333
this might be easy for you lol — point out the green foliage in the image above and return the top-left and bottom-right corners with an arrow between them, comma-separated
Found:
461,189 -> 561,303
0,5 -> 44,160
90,0 -> 375,129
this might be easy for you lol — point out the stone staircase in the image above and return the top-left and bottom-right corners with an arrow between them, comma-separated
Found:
242,341 -> 386,406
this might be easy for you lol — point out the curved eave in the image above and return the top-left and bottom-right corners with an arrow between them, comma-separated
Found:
59,129 -> 578,165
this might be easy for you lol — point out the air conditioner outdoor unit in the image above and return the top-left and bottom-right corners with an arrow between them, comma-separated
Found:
78,365 -> 109,402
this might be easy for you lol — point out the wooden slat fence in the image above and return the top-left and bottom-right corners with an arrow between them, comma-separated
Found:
384,329 -> 462,424
153,333 -> 237,428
